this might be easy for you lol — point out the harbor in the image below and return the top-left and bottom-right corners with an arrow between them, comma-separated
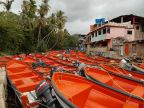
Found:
0,0 -> 144,108
0,50 -> 143,108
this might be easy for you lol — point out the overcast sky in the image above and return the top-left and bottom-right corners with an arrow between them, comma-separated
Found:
0,0 -> 144,34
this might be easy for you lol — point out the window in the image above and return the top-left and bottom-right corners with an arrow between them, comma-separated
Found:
98,30 -> 101,35
107,28 -> 110,33
95,32 -> 97,37
136,26 -> 139,30
127,30 -> 132,35
103,28 -> 106,34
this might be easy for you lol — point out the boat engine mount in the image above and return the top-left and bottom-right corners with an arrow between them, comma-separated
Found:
35,80 -> 56,107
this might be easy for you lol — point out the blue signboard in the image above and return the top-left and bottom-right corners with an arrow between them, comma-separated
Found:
95,18 -> 105,24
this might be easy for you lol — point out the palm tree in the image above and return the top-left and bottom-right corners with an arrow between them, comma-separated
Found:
20,0 -> 37,52
0,0 -> 14,12
39,0 -> 50,18
21,0 -> 37,18
37,0 -> 50,50
55,10 -> 67,47
56,10 -> 67,30
46,11 -> 67,50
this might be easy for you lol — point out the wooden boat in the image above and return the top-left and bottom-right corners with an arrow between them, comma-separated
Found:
84,66 -> 144,100
52,72 -> 143,108
100,64 -> 144,82
6,60 -> 45,107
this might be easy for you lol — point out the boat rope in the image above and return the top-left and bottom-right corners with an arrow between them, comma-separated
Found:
103,68 -> 134,99
114,64 -> 133,76
109,64 -> 128,75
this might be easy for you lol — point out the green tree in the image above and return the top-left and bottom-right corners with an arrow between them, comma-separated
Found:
36,0 -> 50,51
0,12 -> 25,54
20,0 -> 37,52
0,0 -> 78,54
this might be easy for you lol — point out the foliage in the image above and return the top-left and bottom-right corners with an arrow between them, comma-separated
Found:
0,12 -> 25,54
0,0 -> 78,54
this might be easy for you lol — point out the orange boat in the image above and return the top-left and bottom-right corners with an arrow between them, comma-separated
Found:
34,66 -> 51,75
6,60 -> 45,107
48,55 -> 73,66
46,56 -> 77,73
23,56 -> 36,65
84,66 -> 144,100
0,56 -> 12,67
67,55 -> 97,66
79,56 -> 100,64
100,64 -> 144,82
92,55 -> 110,62
132,64 -> 144,73
52,72 -> 143,108
134,64 -> 144,69
41,57 -> 61,67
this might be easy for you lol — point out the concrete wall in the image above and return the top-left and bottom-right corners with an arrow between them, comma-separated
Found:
134,24 -> 144,41
89,47 -> 107,52
136,43 -> 144,57
0,67 -> 6,108
107,27 -> 135,41
123,42 -> 144,57
106,27 -> 126,39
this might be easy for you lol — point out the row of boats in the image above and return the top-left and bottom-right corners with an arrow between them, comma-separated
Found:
1,50 -> 144,108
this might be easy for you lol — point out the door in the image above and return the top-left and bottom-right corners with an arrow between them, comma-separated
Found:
125,43 -> 129,55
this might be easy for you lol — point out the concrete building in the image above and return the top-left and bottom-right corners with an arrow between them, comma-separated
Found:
85,14 -> 144,58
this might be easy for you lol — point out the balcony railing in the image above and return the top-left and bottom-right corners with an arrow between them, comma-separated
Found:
91,34 -> 106,42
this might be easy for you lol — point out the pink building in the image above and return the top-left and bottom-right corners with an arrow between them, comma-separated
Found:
85,14 -> 144,57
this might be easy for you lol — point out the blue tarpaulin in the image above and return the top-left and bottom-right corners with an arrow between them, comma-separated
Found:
95,18 -> 105,24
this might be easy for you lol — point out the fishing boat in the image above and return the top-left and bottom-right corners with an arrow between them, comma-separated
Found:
45,56 -> 77,73
67,55 -> 96,66
34,66 -> 51,75
132,64 -> 144,74
6,60 -> 45,107
84,66 -> 144,100
23,56 -> 36,65
41,56 -> 61,67
100,64 -> 144,82
134,63 -> 144,69
92,55 -> 110,62
52,72 -> 143,108
0,56 -> 12,67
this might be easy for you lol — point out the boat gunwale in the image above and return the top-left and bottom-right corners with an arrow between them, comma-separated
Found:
84,69 -> 144,102
100,65 -> 144,84
6,67 -> 22,104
